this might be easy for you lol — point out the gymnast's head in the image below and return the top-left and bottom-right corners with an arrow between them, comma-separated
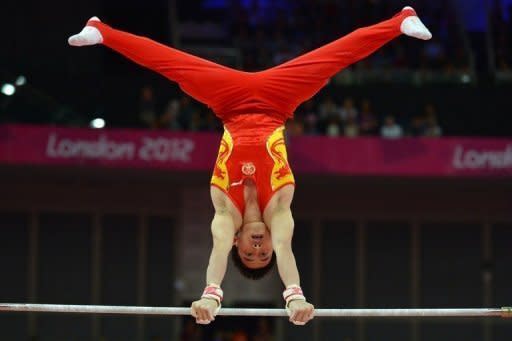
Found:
232,221 -> 276,280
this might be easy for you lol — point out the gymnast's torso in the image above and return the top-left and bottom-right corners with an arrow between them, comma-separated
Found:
210,112 -> 295,214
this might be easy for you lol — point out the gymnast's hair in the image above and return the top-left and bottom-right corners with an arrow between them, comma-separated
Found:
231,245 -> 276,280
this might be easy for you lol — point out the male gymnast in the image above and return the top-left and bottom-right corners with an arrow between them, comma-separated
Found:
68,6 -> 431,325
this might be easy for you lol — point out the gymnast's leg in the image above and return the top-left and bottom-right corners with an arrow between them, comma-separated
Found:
258,6 -> 432,112
68,17 -> 247,109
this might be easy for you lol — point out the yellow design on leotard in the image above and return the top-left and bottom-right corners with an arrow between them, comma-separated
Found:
211,129 -> 233,191
266,126 -> 295,191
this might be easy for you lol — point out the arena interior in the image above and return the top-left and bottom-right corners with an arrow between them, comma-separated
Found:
1,0 -> 511,340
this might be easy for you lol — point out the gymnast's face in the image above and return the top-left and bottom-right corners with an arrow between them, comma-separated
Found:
235,221 -> 273,269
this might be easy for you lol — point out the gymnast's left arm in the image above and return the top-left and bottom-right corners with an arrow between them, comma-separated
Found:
272,222 -> 315,325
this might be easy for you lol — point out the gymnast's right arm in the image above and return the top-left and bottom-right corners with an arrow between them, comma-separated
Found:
190,221 -> 235,324
206,222 -> 234,287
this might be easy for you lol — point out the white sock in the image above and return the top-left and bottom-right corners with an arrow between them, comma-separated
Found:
400,7 -> 432,41
68,17 -> 103,46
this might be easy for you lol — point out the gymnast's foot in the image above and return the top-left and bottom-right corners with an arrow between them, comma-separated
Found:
68,17 -> 103,46
400,6 -> 432,40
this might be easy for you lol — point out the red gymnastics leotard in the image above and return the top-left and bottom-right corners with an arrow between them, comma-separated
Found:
88,8 -> 414,214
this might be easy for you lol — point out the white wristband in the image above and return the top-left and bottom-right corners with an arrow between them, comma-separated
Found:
283,285 -> 306,309
201,284 -> 223,314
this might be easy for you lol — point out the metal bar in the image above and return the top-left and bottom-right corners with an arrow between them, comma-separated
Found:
1,304 -> 510,318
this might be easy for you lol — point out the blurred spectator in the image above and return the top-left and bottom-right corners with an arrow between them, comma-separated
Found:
339,97 -> 358,122
325,116 -> 341,137
295,100 -> 319,135
423,105 -> 443,137
160,98 -> 181,130
409,115 -> 426,137
138,85 -> 157,129
318,96 -> 339,122
407,103 -> 443,137
408,104 -> 437,137
303,114 -> 319,135
380,115 -> 404,139
358,99 -> 379,135
177,96 -> 197,130
344,116 -> 360,137
189,111 -> 203,132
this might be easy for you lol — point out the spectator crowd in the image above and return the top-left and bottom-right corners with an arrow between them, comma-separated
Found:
200,0 -> 470,74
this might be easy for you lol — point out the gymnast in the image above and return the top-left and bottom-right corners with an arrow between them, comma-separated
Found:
68,6 -> 431,325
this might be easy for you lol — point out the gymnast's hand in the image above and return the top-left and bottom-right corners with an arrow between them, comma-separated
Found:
287,300 -> 315,325
191,298 -> 219,324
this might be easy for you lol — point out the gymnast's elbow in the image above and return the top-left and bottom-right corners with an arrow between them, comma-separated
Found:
273,238 -> 293,254
211,233 -> 233,254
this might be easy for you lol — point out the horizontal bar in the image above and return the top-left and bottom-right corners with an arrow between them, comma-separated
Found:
0,304 -> 511,318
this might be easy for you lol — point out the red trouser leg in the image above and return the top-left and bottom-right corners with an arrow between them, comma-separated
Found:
88,21 -> 249,112
258,10 -> 412,114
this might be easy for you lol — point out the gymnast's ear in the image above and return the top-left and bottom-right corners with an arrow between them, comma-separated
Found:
233,236 -> 238,246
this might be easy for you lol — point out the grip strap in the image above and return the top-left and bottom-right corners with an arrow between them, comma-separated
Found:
201,283 -> 223,314
283,284 -> 306,310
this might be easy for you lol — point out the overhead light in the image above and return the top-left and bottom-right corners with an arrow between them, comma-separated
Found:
1,83 -> 16,96
15,76 -> 26,86
90,118 -> 106,129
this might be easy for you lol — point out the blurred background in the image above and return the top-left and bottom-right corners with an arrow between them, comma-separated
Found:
0,0 -> 511,340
